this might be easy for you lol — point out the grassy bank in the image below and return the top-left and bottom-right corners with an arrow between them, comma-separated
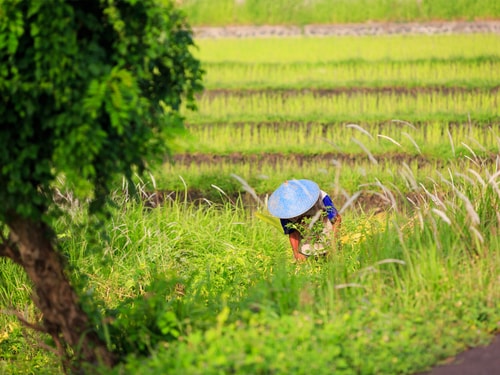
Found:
177,0 -> 500,26
2,161 -> 499,374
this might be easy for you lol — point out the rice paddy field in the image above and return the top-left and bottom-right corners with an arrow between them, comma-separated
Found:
1,5 -> 500,375
156,33 -> 500,208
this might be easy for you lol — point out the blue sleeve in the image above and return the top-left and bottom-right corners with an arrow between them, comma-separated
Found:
322,195 -> 338,221
280,218 -> 296,235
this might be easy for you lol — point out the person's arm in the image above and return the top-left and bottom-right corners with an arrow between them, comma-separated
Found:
289,231 -> 307,261
332,213 -> 342,236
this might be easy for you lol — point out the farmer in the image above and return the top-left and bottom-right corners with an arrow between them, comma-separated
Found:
267,179 -> 342,261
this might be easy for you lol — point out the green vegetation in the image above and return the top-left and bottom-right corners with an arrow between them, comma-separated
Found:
2,1 -> 500,375
164,33 -> 500,200
178,0 -> 500,26
195,35 -> 500,63
202,59 -> 500,90
0,0 -> 202,371
187,88 -> 499,124
183,120 -> 500,155
2,168 -> 499,374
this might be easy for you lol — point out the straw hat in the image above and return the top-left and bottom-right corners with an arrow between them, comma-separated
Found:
267,179 -> 320,219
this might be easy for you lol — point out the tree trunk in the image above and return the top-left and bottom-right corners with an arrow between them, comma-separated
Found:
6,214 -> 115,370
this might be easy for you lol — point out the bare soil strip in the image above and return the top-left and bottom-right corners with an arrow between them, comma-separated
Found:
201,86 -> 499,98
194,20 -> 500,38
173,152 -> 498,168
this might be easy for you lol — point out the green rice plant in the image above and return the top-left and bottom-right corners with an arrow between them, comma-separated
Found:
153,152 -> 496,205
195,34 -> 500,63
183,120 -> 500,157
185,89 -> 499,124
202,58 -> 500,90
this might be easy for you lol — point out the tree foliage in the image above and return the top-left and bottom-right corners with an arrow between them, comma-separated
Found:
0,0 -> 203,370
0,0 -> 203,220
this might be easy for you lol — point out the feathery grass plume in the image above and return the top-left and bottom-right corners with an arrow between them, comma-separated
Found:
464,155 -> 480,168
231,173 -> 263,206
431,208 -> 452,225
179,175 -> 189,203
121,175 -> 131,203
132,175 -> 161,208
149,172 -> 157,191
467,136 -> 487,153
406,195 -> 418,207
378,134 -> 402,147
339,191 -> 362,214
386,181 -> 407,212
374,258 -> 406,266
308,209 -> 323,230
486,170 -> 500,199
419,182 -> 445,208
370,179 -> 397,211
400,162 -> 418,190
402,132 -> 421,154
351,137 -> 378,165
454,172 -> 476,186
355,258 -> 406,278
334,283 -> 364,290
354,265 -> 378,277
357,188 -> 392,206
392,119 -> 416,129
426,209 -> 443,250
346,123 -> 374,139
211,184 -> 236,205
440,178 -> 480,226
469,225 -> 484,244
466,168 -> 486,188
461,141 -> 479,161
331,158 -> 342,197
337,187 -> 352,204
447,128 -> 456,156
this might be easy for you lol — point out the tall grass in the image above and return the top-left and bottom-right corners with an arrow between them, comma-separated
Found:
2,152 -> 499,373
178,0 -> 500,26
101,156 -> 499,374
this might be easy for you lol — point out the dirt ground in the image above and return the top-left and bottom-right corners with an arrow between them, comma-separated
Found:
417,334 -> 500,375
192,20 -> 500,375
193,20 -> 500,38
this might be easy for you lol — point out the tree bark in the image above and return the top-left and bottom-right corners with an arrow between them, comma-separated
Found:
6,214 -> 115,370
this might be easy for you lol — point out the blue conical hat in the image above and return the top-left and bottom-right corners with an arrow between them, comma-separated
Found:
268,179 -> 320,219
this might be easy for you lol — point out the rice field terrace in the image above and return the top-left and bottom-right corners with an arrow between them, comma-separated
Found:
152,32 -> 500,209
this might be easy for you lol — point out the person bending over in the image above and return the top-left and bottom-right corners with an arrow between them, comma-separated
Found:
268,179 -> 342,261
